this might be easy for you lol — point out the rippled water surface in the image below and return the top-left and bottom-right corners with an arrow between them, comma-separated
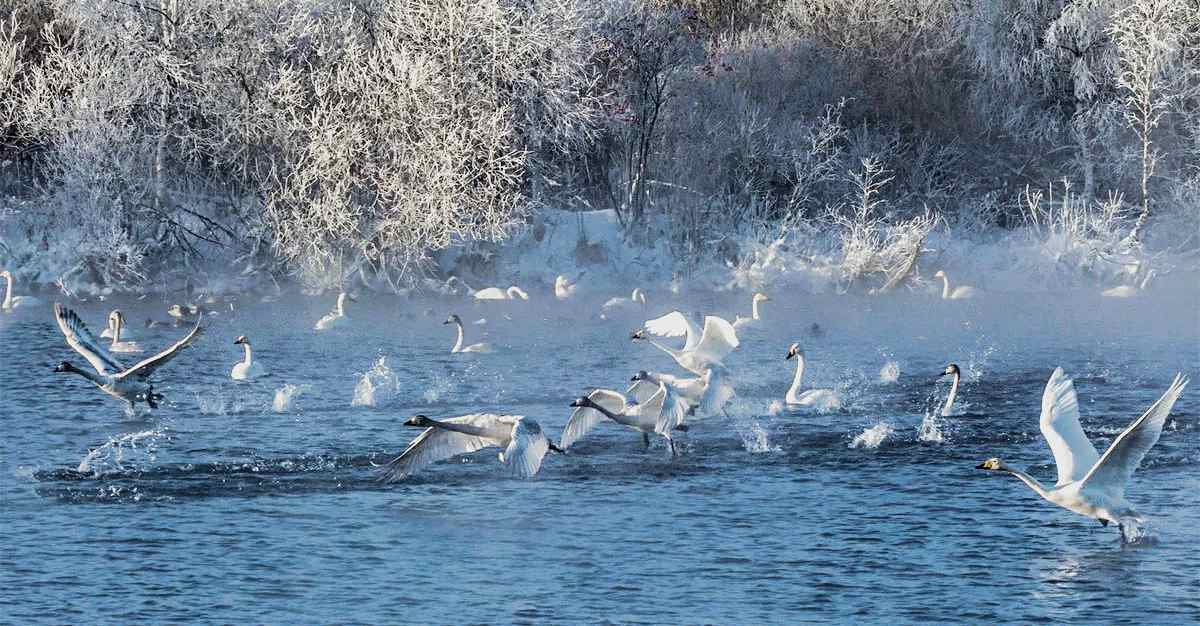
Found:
2,288 -> 1198,624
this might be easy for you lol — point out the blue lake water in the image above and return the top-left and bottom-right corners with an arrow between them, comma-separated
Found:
2,288 -> 1198,624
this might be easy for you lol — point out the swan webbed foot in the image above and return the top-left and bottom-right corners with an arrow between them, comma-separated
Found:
669,439 -> 677,458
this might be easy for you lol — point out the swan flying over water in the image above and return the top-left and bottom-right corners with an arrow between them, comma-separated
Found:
629,366 -> 735,417
378,413 -> 560,481
639,310 -> 703,351
445,313 -> 492,353
977,367 -> 1189,541
632,314 -> 739,375
52,303 -> 202,408
564,382 -> 689,456
231,335 -> 268,380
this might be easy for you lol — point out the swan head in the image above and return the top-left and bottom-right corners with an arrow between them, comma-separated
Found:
630,328 -> 646,340
555,275 -> 569,288
940,363 -> 960,378
631,370 -> 651,382
108,309 -> 122,326
167,304 -> 186,317
933,270 -> 946,279
444,313 -> 462,325
53,360 -> 78,373
569,396 -> 593,409
405,414 -> 433,427
631,288 -> 646,304
753,292 -> 769,303
234,335 -> 250,345
786,342 -> 803,360
976,458 -> 1005,471
507,286 -> 529,300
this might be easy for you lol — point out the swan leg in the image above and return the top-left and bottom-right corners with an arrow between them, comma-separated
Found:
669,438 -> 677,458
642,432 -> 650,450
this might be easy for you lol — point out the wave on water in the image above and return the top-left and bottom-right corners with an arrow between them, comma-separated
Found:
879,360 -> 900,384
850,422 -> 895,449
352,356 -> 400,407
77,429 -> 166,477
273,383 -> 309,412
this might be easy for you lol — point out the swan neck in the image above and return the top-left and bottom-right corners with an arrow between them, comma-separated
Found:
940,274 -> 950,299
452,321 -> 465,352
941,372 -> 959,417
336,293 -> 347,316
112,316 -> 123,343
587,401 -> 620,421
1,273 -> 11,309
789,354 -> 806,396
1139,271 -> 1153,289
751,297 -> 761,320
242,342 -> 254,365
68,365 -> 105,385
1004,466 -> 1052,501
426,418 -> 488,438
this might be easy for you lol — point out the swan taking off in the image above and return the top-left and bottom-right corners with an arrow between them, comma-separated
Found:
445,313 -> 492,353
629,366 -> 735,417
1,270 -> 42,311
733,293 -> 770,329
784,343 -> 844,410
937,363 -> 961,416
378,413 -> 560,481
564,382 -> 689,456
474,286 -> 529,301
933,270 -> 978,299
639,310 -> 703,350
107,309 -> 143,353
52,303 -> 202,408
600,288 -> 646,318
632,314 -> 739,375
977,367 -> 1189,542
231,335 -> 268,380
1102,269 -> 1155,298
314,292 -> 355,331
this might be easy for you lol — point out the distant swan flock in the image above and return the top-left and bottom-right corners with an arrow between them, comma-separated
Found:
5,263 -> 1188,544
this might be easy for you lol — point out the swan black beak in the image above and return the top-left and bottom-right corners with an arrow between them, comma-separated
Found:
785,353 -> 794,360
630,330 -> 644,340
442,320 -> 451,325
548,442 -> 564,454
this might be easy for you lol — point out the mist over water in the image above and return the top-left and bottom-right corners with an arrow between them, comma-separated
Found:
2,286 -> 1198,623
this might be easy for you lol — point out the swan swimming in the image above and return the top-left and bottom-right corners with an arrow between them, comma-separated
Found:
52,303 -> 202,408
314,292 -> 355,331
733,293 -> 770,329
564,382 -> 690,456
378,413 -> 560,481
100,309 -> 138,340
937,363 -> 961,416
629,366 -> 735,417
600,288 -> 646,318
473,286 -> 529,301
631,314 -> 739,375
107,309 -> 144,353
554,274 -> 581,300
445,313 -> 492,353
977,367 -> 1189,541
231,335 -> 268,380
1102,269 -> 1155,298
784,343 -> 844,410
1,270 -> 42,311
933,270 -> 978,299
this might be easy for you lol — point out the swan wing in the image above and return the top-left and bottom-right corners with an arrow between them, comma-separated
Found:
634,382 -> 667,431
561,389 -> 626,449
502,418 -> 550,478
1039,367 -> 1100,485
691,316 -> 740,366
643,311 -> 700,345
116,319 -> 202,380
378,413 -> 508,482
1080,374 -> 1188,496
626,379 -> 661,404
54,303 -> 127,375
656,387 -> 689,435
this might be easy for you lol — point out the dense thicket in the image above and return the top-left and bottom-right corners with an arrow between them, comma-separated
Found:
1,0 -> 1197,290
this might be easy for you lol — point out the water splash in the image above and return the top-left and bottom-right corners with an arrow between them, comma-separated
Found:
918,412 -> 945,443
421,374 -> 456,403
273,383 -> 309,413
879,361 -> 900,384
850,422 -> 895,449
352,356 -> 400,407
195,390 -> 245,416
77,429 -> 165,477
737,420 -> 781,454
766,399 -> 786,416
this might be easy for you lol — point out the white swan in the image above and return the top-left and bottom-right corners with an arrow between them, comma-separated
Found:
107,309 -> 143,353
629,365 -> 735,417
1102,269 -> 1155,298
632,314 -> 739,375
554,274 -> 581,300
733,293 -> 770,329
445,314 -> 492,353
563,382 -> 689,456
314,292 -> 355,331
1,270 -> 42,311
600,288 -> 646,318
231,335 -> 268,380
937,363 -> 961,416
639,310 -> 703,350
378,413 -> 560,481
473,286 -> 529,301
933,270 -> 978,299
784,343 -> 844,410
100,309 -> 138,340
977,367 -> 1189,541
52,303 -> 202,408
